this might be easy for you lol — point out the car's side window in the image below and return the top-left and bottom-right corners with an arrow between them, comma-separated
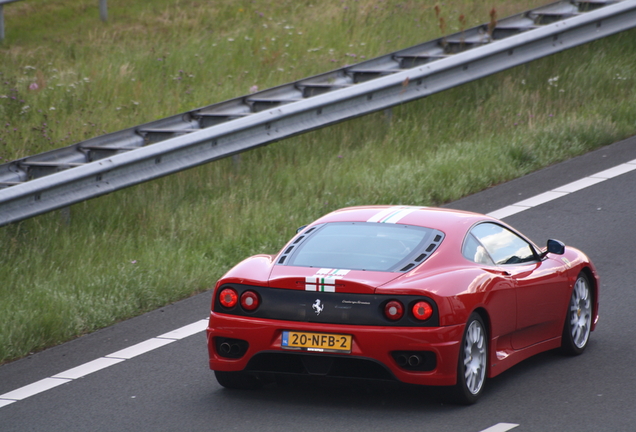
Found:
469,223 -> 537,265
462,233 -> 494,265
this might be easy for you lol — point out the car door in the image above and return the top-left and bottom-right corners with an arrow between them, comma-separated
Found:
462,230 -> 517,347
469,223 -> 569,350
505,259 -> 569,349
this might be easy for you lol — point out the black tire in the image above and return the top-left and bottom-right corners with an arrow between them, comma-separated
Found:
214,370 -> 263,390
561,272 -> 593,356
448,312 -> 488,405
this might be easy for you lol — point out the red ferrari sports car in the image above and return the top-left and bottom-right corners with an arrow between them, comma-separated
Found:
207,206 -> 599,404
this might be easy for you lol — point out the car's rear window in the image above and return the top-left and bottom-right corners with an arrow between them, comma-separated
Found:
287,222 -> 440,272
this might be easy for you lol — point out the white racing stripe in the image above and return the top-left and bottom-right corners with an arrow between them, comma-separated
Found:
367,206 -> 423,223
2,157 -> 636,409
366,205 -> 411,223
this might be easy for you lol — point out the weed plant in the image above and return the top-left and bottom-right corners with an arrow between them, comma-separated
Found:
0,0 -> 634,362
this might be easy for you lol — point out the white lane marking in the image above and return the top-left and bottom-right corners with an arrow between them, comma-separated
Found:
157,319 -> 209,340
52,357 -> 125,380
0,399 -> 16,408
488,158 -> 636,219
479,424 -> 519,432
514,190 -> 568,208
486,205 -> 527,220
593,161 -> 636,178
553,177 -> 605,193
0,377 -> 71,401
2,157 -> 636,409
105,338 -> 176,360
0,319 -> 208,405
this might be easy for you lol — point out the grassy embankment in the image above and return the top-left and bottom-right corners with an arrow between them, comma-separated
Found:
0,0 -> 634,363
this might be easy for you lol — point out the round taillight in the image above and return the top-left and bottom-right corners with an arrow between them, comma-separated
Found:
412,301 -> 433,321
219,288 -> 238,308
384,300 -> 404,321
240,290 -> 260,311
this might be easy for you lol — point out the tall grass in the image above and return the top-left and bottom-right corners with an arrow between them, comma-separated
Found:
0,0 -> 634,363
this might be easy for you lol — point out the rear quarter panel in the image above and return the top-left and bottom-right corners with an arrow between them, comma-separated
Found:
377,266 -> 517,339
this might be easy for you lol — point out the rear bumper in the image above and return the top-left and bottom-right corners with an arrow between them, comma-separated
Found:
207,313 -> 464,386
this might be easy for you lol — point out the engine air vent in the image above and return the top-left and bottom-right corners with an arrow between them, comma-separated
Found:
276,224 -> 323,265
397,230 -> 444,272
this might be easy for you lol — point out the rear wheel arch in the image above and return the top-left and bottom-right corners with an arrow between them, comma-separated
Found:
447,311 -> 489,404
472,307 -> 491,335
471,307 -> 492,372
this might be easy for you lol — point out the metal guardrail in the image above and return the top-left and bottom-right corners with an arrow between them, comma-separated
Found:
1,0 -> 635,226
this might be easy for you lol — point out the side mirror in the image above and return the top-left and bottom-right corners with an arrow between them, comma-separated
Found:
546,239 -> 565,255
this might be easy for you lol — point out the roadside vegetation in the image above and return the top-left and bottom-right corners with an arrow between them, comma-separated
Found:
0,0 -> 634,363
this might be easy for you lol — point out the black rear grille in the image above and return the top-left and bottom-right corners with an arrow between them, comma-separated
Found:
245,352 -> 395,381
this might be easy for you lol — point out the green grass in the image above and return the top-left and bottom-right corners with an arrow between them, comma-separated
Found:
0,0 -> 635,363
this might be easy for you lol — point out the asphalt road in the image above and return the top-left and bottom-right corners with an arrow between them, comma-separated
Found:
1,137 -> 635,432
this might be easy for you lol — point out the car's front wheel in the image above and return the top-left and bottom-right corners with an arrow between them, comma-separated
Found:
561,272 -> 592,356
448,312 -> 488,405
214,370 -> 262,390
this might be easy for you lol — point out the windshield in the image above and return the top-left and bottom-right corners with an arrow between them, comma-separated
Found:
287,222 -> 439,272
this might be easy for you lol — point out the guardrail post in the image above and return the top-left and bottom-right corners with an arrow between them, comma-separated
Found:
59,206 -> 71,225
1,0 -> 21,42
99,0 -> 107,22
0,4 -> 6,41
384,108 -> 393,124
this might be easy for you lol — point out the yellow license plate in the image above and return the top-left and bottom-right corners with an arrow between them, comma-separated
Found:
282,331 -> 352,353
